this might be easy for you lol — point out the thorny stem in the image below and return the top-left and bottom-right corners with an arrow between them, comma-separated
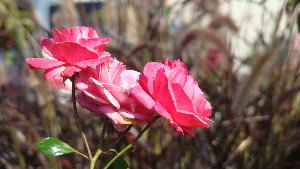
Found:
103,116 -> 160,169
71,74 -> 92,159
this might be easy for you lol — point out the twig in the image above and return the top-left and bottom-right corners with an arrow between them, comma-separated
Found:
133,116 -> 160,144
103,125 -> 132,151
76,150 -> 89,160
98,117 -> 109,149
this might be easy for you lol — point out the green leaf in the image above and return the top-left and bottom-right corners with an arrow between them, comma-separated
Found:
36,137 -> 76,156
112,157 -> 129,169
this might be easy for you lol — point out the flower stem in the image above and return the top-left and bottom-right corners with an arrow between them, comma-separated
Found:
133,116 -> 160,143
71,74 -> 92,159
103,125 -> 132,151
103,116 -> 160,169
103,144 -> 132,169
90,149 -> 102,169
98,117 -> 109,149
82,132 -> 92,159
71,74 -> 83,131
76,150 -> 89,159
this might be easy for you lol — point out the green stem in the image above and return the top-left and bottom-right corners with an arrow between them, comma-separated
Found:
103,144 -> 133,169
76,150 -> 89,159
90,149 -> 102,169
82,132 -> 92,159
103,116 -> 160,169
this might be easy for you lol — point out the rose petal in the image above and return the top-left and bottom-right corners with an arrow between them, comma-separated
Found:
75,73 -> 108,105
97,105 -> 132,124
110,59 -> 126,84
202,101 -> 212,117
86,27 -> 99,39
52,28 -> 68,42
51,42 -> 99,64
167,66 -> 187,86
61,27 -> 72,41
41,38 -> 55,58
153,69 -> 176,114
182,127 -> 195,137
78,38 -> 110,53
76,93 -> 102,113
112,122 -> 129,132
77,95 -> 130,127
118,108 -> 151,120
132,85 -> 155,110
76,67 -> 97,81
44,66 -> 65,80
77,94 -> 129,126
26,58 -> 65,69
74,53 -> 111,68
90,77 -> 120,109
69,26 -> 99,42
142,62 -> 170,95
174,110 -> 209,128
154,102 -> 184,135
163,58 -> 188,71
120,70 -> 140,89
171,60 -> 188,71
77,83 -> 108,105
162,58 -> 172,67
94,38 -> 110,52
170,83 -> 194,113
61,66 -> 81,77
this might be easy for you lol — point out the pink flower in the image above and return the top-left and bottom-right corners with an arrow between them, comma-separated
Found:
75,59 -> 153,131
133,59 -> 212,136
26,26 -> 111,80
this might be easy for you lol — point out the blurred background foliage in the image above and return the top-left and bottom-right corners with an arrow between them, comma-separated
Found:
0,0 -> 300,169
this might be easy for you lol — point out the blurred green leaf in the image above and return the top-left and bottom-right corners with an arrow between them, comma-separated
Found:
112,157 -> 129,169
36,137 -> 76,156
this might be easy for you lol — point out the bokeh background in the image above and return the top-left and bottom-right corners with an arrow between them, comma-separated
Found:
1,0 -> 300,168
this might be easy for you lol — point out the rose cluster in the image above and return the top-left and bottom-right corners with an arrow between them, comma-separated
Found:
26,26 -> 212,136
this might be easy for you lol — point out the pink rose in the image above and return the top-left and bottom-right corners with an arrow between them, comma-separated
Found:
75,59 -> 153,131
26,26 -> 111,80
133,59 -> 212,136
